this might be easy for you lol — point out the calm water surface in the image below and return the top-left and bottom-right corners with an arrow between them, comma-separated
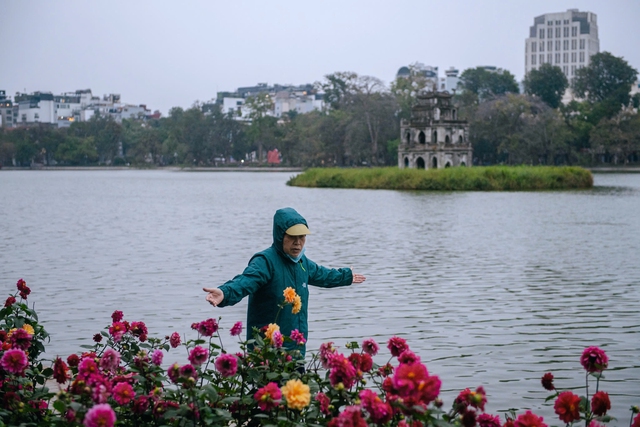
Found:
1,170 -> 639,423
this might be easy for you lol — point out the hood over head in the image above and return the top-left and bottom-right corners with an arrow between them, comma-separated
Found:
272,207 -> 310,256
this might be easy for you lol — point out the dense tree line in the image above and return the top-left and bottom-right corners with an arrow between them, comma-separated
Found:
1,51 -> 638,168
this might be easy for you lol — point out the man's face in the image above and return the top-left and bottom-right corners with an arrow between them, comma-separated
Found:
282,234 -> 306,257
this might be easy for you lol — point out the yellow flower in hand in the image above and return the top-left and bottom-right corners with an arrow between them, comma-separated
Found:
283,287 -> 297,304
292,295 -> 302,314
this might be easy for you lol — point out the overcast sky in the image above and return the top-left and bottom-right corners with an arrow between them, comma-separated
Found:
2,0 -> 638,115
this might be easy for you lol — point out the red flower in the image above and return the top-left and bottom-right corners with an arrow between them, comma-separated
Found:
478,413 -> 502,427
230,321 -> 243,337
398,349 -> 420,365
554,391 -> 581,424
67,353 -> 80,367
53,357 -> 70,383
4,296 -> 16,307
541,373 -> 554,391
632,414 -> 640,427
215,354 -> 238,377
111,310 -> 124,323
580,346 -> 608,373
462,409 -> 478,427
315,392 -> 331,415
329,353 -> 357,388
93,333 -> 103,343
133,395 -> 150,414
362,338 -> 379,356
392,362 -> 441,407
167,363 -> 180,383
113,382 -> 136,405
290,329 -> 306,345
130,321 -> 148,342
328,406 -> 368,427
179,364 -> 197,380
193,318 -> 218,336
591,391 -> 611,416
514,411 -> 547,427
0,330 -> 6,342
378,362 -> 394,377
455,387 -> 488,412
16,279 -> 31,299
254,382 -> 282,411
108,322 -> 127,342
359,389 -> 392,424
9,328 -> 32,350
169,332 -> 181,348
78,357 -> 99,379
188,346 -> 209,366
387,336 -> 409,357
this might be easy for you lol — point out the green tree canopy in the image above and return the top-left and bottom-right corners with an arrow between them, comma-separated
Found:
524,63 -> 569,109
458,67 -> 520,104
572,51 -> 638,118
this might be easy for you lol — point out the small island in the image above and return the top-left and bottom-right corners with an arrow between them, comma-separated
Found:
286,166 -> 594,191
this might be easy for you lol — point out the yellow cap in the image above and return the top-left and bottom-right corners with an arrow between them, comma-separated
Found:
285,224 -> 311,236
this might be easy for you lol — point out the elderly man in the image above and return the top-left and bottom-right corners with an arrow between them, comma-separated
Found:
204,207 -> 365,356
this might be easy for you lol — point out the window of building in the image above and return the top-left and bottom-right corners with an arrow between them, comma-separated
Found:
540,42 -> 545,52
21,114 -> 26,122
572,26 -> 577,37
579,52 -> 585,62
548,40 -> 552,50
547,20 -> 552,25
563,40 -> 569,50
572,39 -> 577,50
563,65 -> 568,74
564,27 -> 569,37
547,28 -> 553,38
564,19 -> 569,24
531,41 -> 536,52
563,53 -> 569,63
555,53 -> 561,64
572,52 -> 577,62
539,29 -> 545,38
555,27 -> 561,38
548,53 -> 552,63
532,55 -> 537,65
579,39 -> 585,49
571,65 -> 576,76
540,54 -> 544,64
555,40 -> 561,50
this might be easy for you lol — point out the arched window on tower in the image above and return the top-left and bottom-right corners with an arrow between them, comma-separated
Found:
406,132 -> 411,144
404,157 -> 409,168
432,131 -> 437,143
417,157 -> 425,169
418,131 -> 426,144
432,157 -> 438,169
458,135 -> 463,144
445,135 -> 450,144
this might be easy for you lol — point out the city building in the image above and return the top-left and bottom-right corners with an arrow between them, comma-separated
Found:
396,64 -> 460,93
0,89 -> 158,128
398,91 -> 471,169
525,9 -> 599,82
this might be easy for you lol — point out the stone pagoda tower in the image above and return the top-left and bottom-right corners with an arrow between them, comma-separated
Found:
398,91 -> 471,169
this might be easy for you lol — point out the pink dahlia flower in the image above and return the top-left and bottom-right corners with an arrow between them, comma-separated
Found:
193,318 -> 218,337
359,389 -> 392,424
478,413 -> 502,427
329,353 -> 357,389
99,348 -> 121,372
151,349 -> 163,366
9,328 -> 32,350
362,338 -> 379,356
111,310 -> 124,323
254,382 -> 282,411
580,346 -> 608,373
0,348 -> 28,374
113,382 -> 135,405
514,410 -> 547,427
83,403 -> 116,427
188,346 -> 209,366
215,354 -> 238,377
316,392 -> 331,415
271,330 -> 284,348
230,321 -> 243,336
290,329 -> 306,345
169,332 -> 181,348
387,336 -> 409,357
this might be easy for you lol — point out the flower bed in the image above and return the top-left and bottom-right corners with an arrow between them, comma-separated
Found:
1,279 -> 638,427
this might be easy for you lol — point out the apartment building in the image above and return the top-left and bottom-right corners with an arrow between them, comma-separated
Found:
525,9 -> 599,81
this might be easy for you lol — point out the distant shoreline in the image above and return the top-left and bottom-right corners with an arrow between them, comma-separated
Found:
0,166 -> 304,172
1,166 -> 639,173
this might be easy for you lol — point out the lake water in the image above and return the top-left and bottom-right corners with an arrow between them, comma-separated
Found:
1,170 -> 639,423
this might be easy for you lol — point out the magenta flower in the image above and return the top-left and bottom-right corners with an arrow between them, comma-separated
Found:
362,338 -> 379,356
359,389 -> 392,424
254,382 -> 282,411
319,341 -> 337,368
580,346 -> 608,373
315,392 -> 331,415
83,403 -> 116,427
111,310 -> 124,323
290,329 -> 306,345
514,410 -> 548,427
541,372 -> 555,390
215,354 -> 238,377
78,357 -> 99,379
0,348 -> 28,374
169,332 -> 181,348
9,328 -> 32,350
193,318 -> 218,337
230,321 -> 243,336
188,346 -> 209,366
179,364 -> 197,380
113,382 -> 135,405
329,353 -> 357,388
108,322 -> 127,342
387,336 -> 409,357
4,296 -> 16,307
151,349 -> 163,366
272,330 -> 284,348
99,348 -> 121,372
398,350 -> 420,365
478,413 -> 502,427
167,363 -> 180,383
130,321 -> 148,342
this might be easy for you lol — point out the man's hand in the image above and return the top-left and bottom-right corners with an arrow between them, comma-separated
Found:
351,273 -> 366,284
203,287 -> 224,307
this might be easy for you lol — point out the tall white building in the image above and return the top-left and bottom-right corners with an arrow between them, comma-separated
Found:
525,9 -> 599,81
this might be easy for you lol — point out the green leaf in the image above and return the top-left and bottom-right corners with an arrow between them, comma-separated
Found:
53,399 -> 67,413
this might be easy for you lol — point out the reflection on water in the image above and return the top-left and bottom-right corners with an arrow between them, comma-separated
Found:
1,170 -> 639,421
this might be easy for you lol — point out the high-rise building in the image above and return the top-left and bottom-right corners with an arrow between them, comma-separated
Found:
525,9 -> 599,81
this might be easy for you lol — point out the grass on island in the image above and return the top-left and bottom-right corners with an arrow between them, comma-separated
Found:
287,166 -> 594,191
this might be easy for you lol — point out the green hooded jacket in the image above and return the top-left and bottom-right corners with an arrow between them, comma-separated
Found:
217,207 -> 353,356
